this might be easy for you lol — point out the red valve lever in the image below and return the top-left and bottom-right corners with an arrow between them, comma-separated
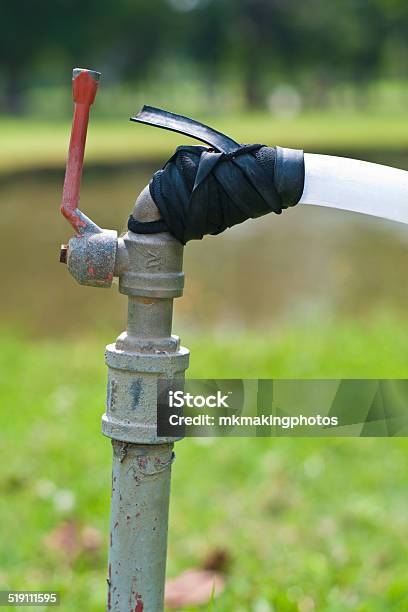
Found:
61,68 -> 100,234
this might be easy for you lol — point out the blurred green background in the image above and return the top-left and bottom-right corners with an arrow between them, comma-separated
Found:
1,1 -> 408,610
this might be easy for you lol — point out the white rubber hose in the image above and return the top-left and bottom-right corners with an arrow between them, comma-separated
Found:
300,153 -> 408,225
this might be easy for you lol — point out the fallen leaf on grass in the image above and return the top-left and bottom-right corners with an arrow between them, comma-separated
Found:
44,520 -> 102,560
165,569 -> 225,608
202,548 -> 230,572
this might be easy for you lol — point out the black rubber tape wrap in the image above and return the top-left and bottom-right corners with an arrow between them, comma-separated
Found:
128,106 -> 305,244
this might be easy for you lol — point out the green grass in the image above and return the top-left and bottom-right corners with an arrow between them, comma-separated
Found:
1,315 -> 408,610
1,110 -> 408,174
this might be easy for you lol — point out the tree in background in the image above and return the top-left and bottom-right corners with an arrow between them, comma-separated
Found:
169,0 -> 229,103
201,0 -> 392,109
0,0 -> 174,114
224,0 -> 301,109
0,0 -> 407,114
0,0 -> 58,113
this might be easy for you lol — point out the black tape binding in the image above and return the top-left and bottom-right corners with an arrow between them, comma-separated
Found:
128,106 -> 305,244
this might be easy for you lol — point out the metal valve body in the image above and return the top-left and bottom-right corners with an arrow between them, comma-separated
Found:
64,185 -> 189,443
101,189 -> 189,447
64,187 -> 189,611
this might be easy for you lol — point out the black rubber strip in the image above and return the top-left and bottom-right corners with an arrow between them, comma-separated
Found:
130,105 -> 239,154
129,107 -> 304,244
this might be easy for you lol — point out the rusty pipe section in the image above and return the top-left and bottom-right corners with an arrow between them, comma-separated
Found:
101,189 -> 188,611
74,185 -> 188,611
108,442 -> 174,612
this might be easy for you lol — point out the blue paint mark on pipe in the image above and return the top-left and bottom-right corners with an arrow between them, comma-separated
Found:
130,379 -> 143,410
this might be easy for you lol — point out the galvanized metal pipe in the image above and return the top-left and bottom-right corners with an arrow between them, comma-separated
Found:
126,297 -> 174,340
107,441 -> 174,611
102,186 -> 189,612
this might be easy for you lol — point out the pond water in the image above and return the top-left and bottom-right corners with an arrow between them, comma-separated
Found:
2,152 -> 408,337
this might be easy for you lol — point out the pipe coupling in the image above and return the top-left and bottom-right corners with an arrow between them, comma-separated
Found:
102,343 -> 190,444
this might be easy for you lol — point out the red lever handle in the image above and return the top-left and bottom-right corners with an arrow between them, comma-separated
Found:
61,68 -> 100,234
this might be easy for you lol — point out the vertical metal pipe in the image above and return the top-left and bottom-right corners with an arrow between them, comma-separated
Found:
126,297 -> 174,340
102,200 -> 188,611
107,442 -> 174,612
